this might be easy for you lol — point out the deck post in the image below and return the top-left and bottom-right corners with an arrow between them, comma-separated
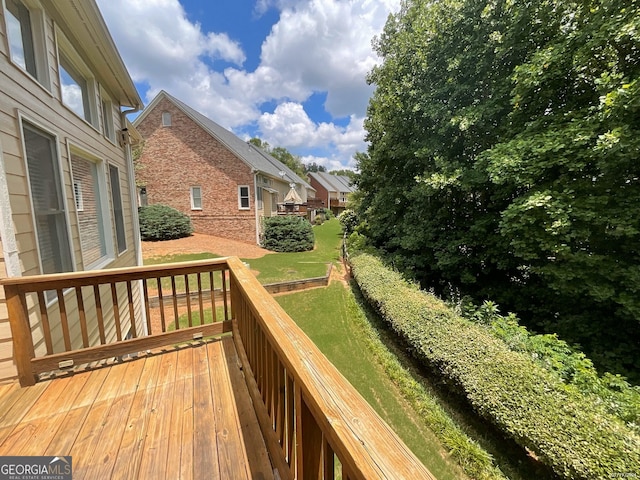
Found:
4,286 -> 37,386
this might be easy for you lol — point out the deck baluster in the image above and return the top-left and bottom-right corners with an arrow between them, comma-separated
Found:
57,289 -> 71,351
209,271 -> 217,323
157,277 -> 166,332
143,279 -> 152,335
126,281 -> 136,337
76,286 -> 89,348
184,274 -> 192,327
170,276 -> 179,330
197,273 -> 204,324
36,291 -> 53,354
93,284 -> 106,344
110,283 -> 122,341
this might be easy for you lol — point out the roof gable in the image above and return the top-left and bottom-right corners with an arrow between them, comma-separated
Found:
134,91 -> 313,190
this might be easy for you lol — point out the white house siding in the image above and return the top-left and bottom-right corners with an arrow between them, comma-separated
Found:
0,2 -> 142,383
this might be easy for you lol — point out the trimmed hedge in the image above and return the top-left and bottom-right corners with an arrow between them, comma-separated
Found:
463,301 -> 640,430
138,204 -> 193,241
262,215 -> 314,252
351,253 -> 640,479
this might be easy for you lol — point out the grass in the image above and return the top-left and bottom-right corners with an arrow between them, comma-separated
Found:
144,252 -> 227,294
143,252 -> 221,265
143,219 -> 344,285
276,282 -> 471,480
245,219 -> 343,284
168,306 -> 227,331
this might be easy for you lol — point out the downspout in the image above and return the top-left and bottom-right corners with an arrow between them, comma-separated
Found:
253,170 -> 260,245
120,106 -> 142,266
0,140 -> 21,278
120,106 -> 146,334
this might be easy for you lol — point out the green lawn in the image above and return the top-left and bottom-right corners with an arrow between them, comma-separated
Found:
276,282 -> 468,480
143,219 -> 344,285
144,252 -> 226,293
245,219 -> 343,284
169,305 -> 227,331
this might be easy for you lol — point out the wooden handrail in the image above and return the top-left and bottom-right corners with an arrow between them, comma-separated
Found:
0,257 -> 231,291
227,256 -> 435,480
1,258 -> 233,386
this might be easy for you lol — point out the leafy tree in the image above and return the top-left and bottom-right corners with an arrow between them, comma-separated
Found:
305,162 -> 327,173
360,0 -> 640,377
249,137 -> 306,178
248,137 -> 269,149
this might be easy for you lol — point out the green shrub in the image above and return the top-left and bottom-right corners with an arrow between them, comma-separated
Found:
350,253 -> 640,480
462,300 -> 640,431
338,209 -> 359,234
320,208 -> 333,219
138,204 -> 193,241
262,216 -> 314,252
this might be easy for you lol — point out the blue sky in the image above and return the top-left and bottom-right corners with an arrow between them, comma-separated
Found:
96,0 -> 400,171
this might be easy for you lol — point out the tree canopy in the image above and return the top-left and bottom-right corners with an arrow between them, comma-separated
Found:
306,162 -> 327,173
249,138 -> 307,178
359,0 -> 640,378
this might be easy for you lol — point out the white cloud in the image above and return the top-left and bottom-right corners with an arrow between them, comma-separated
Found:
97,0 -> 400,167
258,103 -> 366,169
258,0 -> 395,117
60,84 -> 85,118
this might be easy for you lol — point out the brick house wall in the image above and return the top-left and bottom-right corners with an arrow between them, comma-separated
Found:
308,176 -> 330,207
136,98 -> 257,244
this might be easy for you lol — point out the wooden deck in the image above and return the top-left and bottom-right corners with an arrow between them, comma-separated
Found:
0,337 -> 274,480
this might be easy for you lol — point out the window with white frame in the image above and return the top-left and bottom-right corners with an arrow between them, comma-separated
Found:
256,186 -> 263,210
71,152 -> 112,268
238,185 -> 250,210
23,121 -> 73,274
4,0 -> 49,87
101,93 -> 116,142
109,164 -> 127,254
190,186 -> 202,210
162,111 -> 172,126
57,30 -> 98,127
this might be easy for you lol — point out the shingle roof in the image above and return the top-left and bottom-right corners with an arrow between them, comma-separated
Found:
135,90 -> 313,190
308,172 -> 356,193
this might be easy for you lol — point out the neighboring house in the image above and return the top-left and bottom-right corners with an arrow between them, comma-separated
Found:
0,0 -> 144,383
133,90 -> 315,245
308,172 -> 356,215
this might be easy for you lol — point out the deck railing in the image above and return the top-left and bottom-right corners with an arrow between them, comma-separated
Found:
2,258 -> 233,386
1,257 -> 435,480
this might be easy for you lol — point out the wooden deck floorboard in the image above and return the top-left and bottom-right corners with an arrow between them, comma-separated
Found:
0,337 -> 274,480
